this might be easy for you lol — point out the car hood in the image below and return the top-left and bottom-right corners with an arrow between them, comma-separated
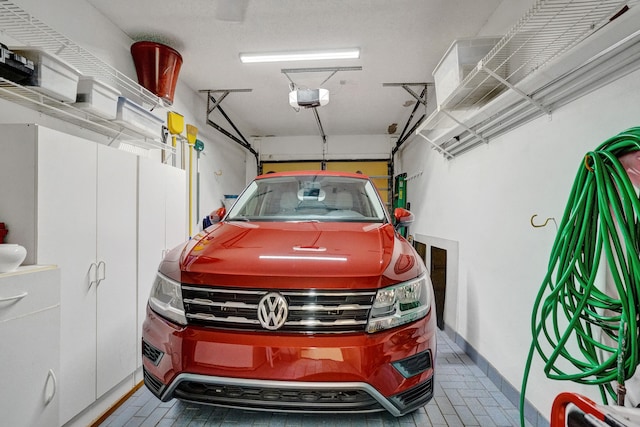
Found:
181,221 -> 393,277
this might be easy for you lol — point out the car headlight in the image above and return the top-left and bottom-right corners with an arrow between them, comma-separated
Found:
148,272 -> 187,326
366,274 -> 431,333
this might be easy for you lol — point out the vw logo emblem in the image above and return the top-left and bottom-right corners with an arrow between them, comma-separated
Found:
257,292 -> 288,330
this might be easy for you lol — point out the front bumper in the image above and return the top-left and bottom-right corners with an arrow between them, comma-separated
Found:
142,306 -> 436,416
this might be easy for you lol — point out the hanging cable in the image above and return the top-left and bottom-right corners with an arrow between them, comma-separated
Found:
520,127 -> 640,426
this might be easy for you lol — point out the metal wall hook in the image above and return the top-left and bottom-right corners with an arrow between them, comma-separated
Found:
531,214 -> 558,231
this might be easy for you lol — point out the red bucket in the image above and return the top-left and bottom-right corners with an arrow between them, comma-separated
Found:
131,41 -> 183,104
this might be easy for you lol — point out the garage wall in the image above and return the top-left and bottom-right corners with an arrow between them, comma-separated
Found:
398,65 -> 640,418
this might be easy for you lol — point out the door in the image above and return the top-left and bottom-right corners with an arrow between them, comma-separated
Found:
430,246 -> 447,330
0,307 -> 60,427
136,157 -> 167,373
261,160 -> 391,208
261,161 -> 322,174
96,144 -> 138,397
325,161 -> 390,208
36,127 -> 98,425
164,164 -> 187,249
136,159 -> 187,378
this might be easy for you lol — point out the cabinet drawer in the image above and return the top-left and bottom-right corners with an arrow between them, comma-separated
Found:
0,265 -> 60,322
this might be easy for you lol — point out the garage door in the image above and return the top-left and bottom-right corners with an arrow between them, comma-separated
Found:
261,162 -> 323,173
325,161 -> 390,208
261,160 -> 391,208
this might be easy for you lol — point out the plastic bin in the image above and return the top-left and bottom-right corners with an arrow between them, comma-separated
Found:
432,36 -> 501,106
74,76 -> 121,120
12,47 -> 81,102
113,96 -> 164,139
0,45 -> 34,83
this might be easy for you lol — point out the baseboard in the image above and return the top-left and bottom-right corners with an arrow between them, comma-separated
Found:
89,381 -> 144,427
61,375 -> 140,427
442,324 -> 549,427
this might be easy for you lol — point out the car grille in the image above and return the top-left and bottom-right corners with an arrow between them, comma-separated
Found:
173,380 -> 384,413
182,285 -> 376,333
143,368 -> 166,397
142,339 -> 164,366
391,349 -> 432,378
388,376 -> 433,412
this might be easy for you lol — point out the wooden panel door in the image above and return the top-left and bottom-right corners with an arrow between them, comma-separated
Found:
261,162 -> 322,173
430,246 -> 447,330
325,161 -> 390,207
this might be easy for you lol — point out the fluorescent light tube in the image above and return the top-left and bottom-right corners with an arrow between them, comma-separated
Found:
239,48 -> 360,63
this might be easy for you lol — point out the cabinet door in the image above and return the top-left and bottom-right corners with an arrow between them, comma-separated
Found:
136,159 -> 187,376
136,157 -> 167,371
0,307 -> 60,427
35,127 -> 98,425
0,266 -> 60,427
96,144 -> 138,397
164,164 -> 187,248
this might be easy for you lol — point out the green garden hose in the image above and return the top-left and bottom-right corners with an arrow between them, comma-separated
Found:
520,127 -> 640,426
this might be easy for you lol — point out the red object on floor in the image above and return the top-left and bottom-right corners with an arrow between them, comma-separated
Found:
550,392 -> 606,427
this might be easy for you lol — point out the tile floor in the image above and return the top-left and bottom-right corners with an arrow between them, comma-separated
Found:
99,330 -> 540,427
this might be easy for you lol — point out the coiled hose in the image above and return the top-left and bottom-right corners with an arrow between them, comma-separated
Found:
520,127 -> 640,426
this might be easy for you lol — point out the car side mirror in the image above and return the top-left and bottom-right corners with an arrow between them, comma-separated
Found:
203,207 -> 226,229
211,207 -> 226,223
393,207 -> 414,229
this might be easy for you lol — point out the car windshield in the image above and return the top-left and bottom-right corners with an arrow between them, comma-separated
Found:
226,174 -> 388,222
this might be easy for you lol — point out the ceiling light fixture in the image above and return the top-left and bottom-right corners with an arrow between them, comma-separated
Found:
239,48 -> 360,63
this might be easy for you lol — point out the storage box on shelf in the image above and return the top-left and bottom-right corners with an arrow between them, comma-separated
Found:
432,36 -> 502,107
11,47 -> 81,103
0,75 -> 171,152
74,76 -> 121,120
114,96 -> 164,140
0,1 -> 171,149
0,44 -> 34,83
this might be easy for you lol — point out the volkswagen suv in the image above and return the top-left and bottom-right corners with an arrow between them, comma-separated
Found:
141,170 -> 437,416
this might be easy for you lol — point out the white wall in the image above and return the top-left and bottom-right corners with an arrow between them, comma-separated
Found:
2,0 -> 248,233
399,63 -> 640,418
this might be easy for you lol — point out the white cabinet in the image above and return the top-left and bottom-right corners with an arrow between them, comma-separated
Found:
136,156 -> 186,374
0,266 -> 60,427
0,124 -> 138,425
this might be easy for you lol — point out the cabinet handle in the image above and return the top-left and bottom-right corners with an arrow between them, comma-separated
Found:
44,369 -> 57,405
0,291 -> 28,303
88,262 -> 97,287
97,260 -> 106,285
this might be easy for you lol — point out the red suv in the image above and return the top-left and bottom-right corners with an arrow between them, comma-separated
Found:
142,170 -> 437,416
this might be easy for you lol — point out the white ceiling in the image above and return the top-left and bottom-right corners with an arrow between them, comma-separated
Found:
88,0 -> 512,141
